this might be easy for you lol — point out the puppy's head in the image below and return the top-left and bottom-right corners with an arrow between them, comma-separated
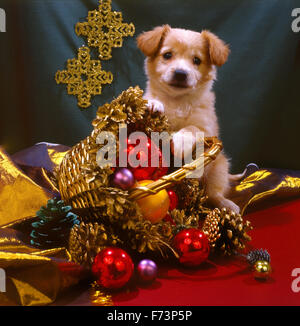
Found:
137,25 -> 230,96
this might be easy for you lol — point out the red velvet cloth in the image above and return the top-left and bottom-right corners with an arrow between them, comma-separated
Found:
112,199 -> 300,306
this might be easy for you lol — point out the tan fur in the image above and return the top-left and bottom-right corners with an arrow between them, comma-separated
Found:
137,26 -> 239,213
202,30 -> 230,66
137,25 -> 171,58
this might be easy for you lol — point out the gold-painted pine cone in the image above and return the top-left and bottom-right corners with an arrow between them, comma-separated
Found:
126,218 -> 175,257
169,209 -> 199,230
69,222 -> 122,267
202,207 -> 252,255
175,179 -> 209,218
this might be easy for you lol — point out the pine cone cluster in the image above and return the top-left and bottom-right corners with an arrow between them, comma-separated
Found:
202,207 -> 252,255
77,187 -> 139,224
127,219 -> 174,257
133,108 -> 171,137
69,222 -> 122,267
92,86 -> 146,134
91,86 -> 170,138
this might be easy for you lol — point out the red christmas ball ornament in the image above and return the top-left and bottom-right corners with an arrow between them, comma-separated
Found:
151,149 -> 168,180
92,247 -> 134,289
126,136 -> 154,180
149,139 -> 168,180
121,136 -> 168,181
173,229 -> 210,267
167,189 -> 178,211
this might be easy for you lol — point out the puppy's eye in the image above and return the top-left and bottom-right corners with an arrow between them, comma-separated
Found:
163,52 -> 172,60
193,57 -> 201,65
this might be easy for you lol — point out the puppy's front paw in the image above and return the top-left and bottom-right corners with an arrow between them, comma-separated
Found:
210,196 -> 241,215
146,99 -> 165,114
171,130 -> 195,158
222,199 -> 241,215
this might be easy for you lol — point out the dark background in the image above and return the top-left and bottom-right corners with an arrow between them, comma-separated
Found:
0,0 -> 299,173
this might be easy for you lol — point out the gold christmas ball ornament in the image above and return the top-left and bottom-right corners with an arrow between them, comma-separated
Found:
134,180 -> 170,224
253,260 -> 272,280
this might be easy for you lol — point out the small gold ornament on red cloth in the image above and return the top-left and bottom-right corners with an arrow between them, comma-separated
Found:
253,260 -> 272,280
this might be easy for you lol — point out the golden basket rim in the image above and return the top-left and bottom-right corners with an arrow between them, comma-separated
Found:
58,136 -> 222,210
128,136 -> 222,200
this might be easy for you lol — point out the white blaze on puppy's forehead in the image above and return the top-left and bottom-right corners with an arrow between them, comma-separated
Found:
161,28 -> 206,56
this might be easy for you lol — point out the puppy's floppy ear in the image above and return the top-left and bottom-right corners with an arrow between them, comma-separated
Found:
136,25 -> 171,57
202,30 -> 230,66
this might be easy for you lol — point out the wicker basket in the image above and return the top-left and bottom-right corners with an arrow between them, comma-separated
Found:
57,88 -> 222,219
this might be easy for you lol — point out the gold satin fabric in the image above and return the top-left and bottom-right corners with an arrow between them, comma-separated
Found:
0,144 -> 87,306
0,145 -> 67,227
0,143 -> 300,305
0,228 -> 86,306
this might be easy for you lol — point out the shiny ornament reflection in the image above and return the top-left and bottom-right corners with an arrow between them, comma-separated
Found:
112,168 -> 135,190
92,247 -> 134,289
253,260 -> 272,280
135,180 -> 170,223
173,228 -> 210,267
137,259 -> 158,283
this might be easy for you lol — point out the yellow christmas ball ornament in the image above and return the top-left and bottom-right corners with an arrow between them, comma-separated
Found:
253,260 -> 272,280
134,180 -> 170,224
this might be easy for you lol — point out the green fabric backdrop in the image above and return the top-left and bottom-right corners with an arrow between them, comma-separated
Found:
1,0 -> 299,172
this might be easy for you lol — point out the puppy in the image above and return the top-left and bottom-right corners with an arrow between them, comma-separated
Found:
137,25 -> 240,213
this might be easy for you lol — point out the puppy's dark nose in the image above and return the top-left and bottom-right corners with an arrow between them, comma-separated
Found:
174,69 -> 188,82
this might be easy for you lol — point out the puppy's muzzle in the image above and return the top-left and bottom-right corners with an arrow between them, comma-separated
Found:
170,69 -> 189,88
